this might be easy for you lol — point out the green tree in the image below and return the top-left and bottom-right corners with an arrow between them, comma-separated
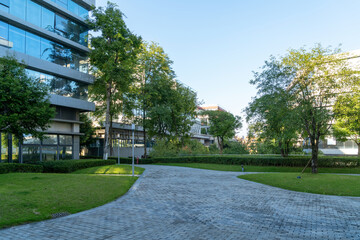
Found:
79,113 -> 96,151
246,57 -> 299,157
137,43 -> 197,145
333,93 -> 360,156
284,44 -> 359,173
87,2 -> 142,159
205,110 -> 242,154
0,56 -> 54,142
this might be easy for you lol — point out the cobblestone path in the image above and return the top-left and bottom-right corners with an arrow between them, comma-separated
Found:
1,165 -> 360,239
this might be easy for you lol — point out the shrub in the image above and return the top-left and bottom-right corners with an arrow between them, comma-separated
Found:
40,159 -> 116,173
150,139 -> 209,157
0,163 -> 43,174
223,141 -> 249,154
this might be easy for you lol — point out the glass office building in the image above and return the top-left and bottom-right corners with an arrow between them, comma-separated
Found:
0,0 -> 95,163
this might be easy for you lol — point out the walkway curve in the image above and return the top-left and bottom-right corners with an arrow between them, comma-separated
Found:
1,165 -> 360,239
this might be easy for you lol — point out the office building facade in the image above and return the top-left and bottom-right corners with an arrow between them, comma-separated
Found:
0,0 -> 95,163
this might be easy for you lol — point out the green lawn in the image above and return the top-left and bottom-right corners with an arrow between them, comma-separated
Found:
238,173 -> 360,196
72,164 -> 145,175
0,173 -> 138,228
154,163 -> 360,173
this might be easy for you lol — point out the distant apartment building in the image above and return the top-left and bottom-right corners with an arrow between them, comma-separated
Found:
0,0 -> 95,162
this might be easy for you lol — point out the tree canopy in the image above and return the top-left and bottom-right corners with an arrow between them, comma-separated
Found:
0,56 -> 54,141
87,2 -> 142,159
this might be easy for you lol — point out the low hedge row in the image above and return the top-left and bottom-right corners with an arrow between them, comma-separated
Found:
83,155 -> 360,168
40,159 -> 116,173
0,163 -> 43,174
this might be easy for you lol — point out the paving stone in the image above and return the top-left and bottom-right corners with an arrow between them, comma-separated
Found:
1,165 -> 360,239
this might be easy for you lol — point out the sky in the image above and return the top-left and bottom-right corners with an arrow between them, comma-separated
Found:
95,0 -> 360,137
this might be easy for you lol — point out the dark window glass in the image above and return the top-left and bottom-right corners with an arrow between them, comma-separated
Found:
55,14 -> 68,36
41,6 -> 54,31
25,32 -> 40,58
42,134 -> 58,145
12,135 -> 19,162
59,146 -> 72,160
55,0 -> 67,9
10,0 -> 26,20
26,0 -> 41,26
1,133 -> 8,163
42,146 -> 57,161
40,38 -> 53,61
9,25 -> 25,53
59,135 -> 72,145
0,20 -> 8,39
22,145 -> 40,163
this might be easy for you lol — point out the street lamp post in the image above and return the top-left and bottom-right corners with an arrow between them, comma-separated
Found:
132,124 -> 135,177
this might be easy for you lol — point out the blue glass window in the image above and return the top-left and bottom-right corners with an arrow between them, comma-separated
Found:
68,0 -> 78,15
55,0 -> 67,9
42,7 -> 54,31
78,5 -> 88,19
0,20 -> 8,40
0,0 -> 9,12
25,32 -> 40,58
9,25 -> 25,53
40,38 -> 53,61
10,0 -> 26,20
26,0 -> 41,27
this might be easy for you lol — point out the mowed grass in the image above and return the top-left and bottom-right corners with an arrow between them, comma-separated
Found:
238,173 -> 360,196
73,164 -> 145,175
0,173 -> 138,228
154,163 -> 360,173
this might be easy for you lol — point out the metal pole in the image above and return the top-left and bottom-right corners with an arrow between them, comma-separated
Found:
132,124 -> 135,177
117,139 -> 120,165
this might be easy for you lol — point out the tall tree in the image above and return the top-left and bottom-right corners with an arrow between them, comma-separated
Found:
137,43 -> 197,148
284,44 -> 359,173
246,57 -> 299,157
332,93 -> 360,156
205,110 -> 242,154
87,2 -> 142,159
0,56 -> 55,142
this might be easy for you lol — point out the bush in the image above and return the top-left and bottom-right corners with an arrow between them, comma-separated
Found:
40,159 -> 116,173
150,140 -> 209,157
0,163 -> 43,174
223,141 -> 249,154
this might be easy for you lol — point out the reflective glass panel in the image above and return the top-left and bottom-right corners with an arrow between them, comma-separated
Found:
68,0 -> 78,15
59,146 -> 72,160
55,0 -> 67,9
78,5 -> 88,19
25,32 -> 41,58
42,134 -> 57,145
9,25 -> 25,53
23,134 -> 40,144
1,133 -> 8,163
0,3 -> 9,12
40,38 -> 53,61
22,145 -> 40,163
10,0 -> 26,20
26,0 -> 41,27
12,135 -> 19,162
59,135 -> 72,145
42,146 -> 57,161
41,7 -> 54,31
0,20 -> 8,39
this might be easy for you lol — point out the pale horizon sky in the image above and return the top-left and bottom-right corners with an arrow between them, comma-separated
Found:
96,0 -> 360,137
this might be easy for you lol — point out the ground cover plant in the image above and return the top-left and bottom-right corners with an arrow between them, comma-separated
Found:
238,173 -> 360,196
73,164 -> 144,175
154,163 -> 360,174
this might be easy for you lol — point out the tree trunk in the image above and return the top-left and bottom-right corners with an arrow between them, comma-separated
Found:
109,117 -> 113,157
143,110 -> 147,159
103,84 -> 111,160
357,143 -> 360,157
219,136 -> 223,154
311,138 -> 319,173
279,141 -> 287,157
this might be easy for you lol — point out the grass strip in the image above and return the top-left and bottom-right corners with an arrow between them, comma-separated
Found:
72,164 -> 144,175
238,173 -> 360,196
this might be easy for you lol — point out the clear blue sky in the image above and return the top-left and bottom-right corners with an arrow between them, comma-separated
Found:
96,0 -> 360,136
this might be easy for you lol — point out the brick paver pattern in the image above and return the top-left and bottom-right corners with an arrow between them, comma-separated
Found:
1,165 -> 360,239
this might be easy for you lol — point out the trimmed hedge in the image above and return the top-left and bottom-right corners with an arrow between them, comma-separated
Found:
0,163 -> 43,174
83,155 -> 360,168
40,159 -> 116,173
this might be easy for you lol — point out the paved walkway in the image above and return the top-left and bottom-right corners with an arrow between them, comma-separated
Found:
1,165 -> 360,239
